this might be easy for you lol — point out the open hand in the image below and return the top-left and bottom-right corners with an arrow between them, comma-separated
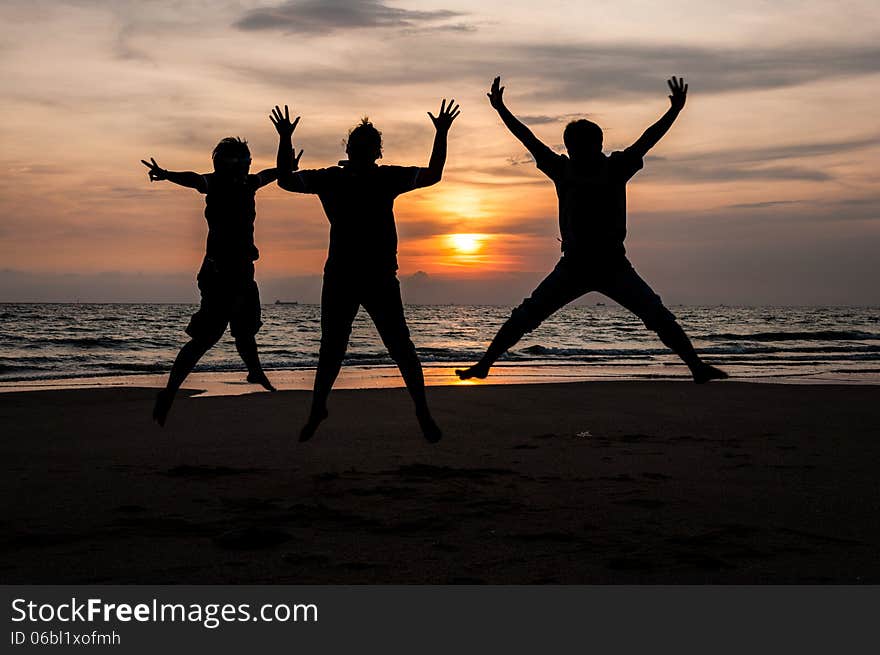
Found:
140,157 -> 166,182
667,76 -> 688,112
487,76 -> 505,110
428,98 -> 460,133
270,104 -> 301,137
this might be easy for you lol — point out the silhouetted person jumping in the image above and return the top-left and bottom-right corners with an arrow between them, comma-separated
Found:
141,137 -> 282,426
457,76 -> 727,384
271,100 -> 460,443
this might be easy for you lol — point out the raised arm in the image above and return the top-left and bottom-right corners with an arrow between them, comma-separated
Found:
487,76 -> 555,162
415,98 -> 460,187
627,76 -> 688,159
269,104 -> 304,192
140,158 -> 207,193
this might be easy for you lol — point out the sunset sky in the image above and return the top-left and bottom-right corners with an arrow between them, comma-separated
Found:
1,0 -> 878,304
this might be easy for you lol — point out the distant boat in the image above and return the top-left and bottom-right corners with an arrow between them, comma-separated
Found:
274,300 -> 299,305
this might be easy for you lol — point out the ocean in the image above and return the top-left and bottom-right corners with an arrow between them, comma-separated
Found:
1,303 -> 878,388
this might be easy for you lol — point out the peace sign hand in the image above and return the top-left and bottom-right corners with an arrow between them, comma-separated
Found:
428,98 -> 461,133
140,157 -> 167,182
290,147 -> 304,171
270,104 -> 301,138
667,76 -> 688,112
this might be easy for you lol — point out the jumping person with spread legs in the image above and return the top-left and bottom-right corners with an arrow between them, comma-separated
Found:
457,76 -> 726,385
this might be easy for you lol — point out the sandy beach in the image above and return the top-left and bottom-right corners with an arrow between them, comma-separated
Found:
1,380 -> 878,583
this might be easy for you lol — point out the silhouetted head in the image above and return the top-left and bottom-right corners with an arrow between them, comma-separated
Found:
345,118 -> 383,164
212,137 -> 251,178
563,119 -> 603,160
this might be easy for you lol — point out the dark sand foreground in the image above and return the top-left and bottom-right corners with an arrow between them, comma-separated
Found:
1,381 -> 878,583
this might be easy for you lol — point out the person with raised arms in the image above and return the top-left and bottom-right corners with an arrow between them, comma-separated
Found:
271,100 -> 460,443
457,76 -> 727,385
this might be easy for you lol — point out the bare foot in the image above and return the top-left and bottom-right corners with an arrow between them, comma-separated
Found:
299,407 -> 329,442
153,389 -> 174,427
247,371 -> 277,392
417,410 -> 443,444
692,363 -> 728,384
455,362 -> 490,380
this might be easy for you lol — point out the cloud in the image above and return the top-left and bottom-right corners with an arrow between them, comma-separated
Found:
113,22 -> 151,62
520,114 -> 586,125
727,200 -> 801,210
2,193 -> 877,304
637,133 -> 880,183
492,131 -> 871,184
235,0 -> 466,35
693,134 -> 880,164
225,36 -> 880,115
634,192 -> 880,226
399,269 -> 550,305
643,163 -> 833,183
516,42 -> 880,100
519,115 -> 558,125
397,215 -> 555,240
400,21 -> 477,35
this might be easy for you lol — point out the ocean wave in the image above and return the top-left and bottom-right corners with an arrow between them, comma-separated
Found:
0,363 -> 51,373
708,353 -> 880,363
704,330 -> 880,342
3,304 -> 879,383
520,344 -> 652,358
30,336 -> 132,348
0,355 -> 67,365
829,368 -> 880,374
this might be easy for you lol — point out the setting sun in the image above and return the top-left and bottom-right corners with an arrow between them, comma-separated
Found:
447,233 -> 486,254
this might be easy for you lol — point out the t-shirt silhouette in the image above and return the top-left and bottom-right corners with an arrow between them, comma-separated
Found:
533,148 -> 643,258
200,173 -> 264,268
291,164 -> 423,274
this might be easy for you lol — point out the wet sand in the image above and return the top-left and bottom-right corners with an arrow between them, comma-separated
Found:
1,381 -> 878,583
2,362 -> 865,397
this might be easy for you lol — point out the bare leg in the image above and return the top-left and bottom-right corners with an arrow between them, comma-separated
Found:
456,317 -> 527,380
653,321 -> 727,382
365,278 -> 441,443
235,336 -> 276,391
154,335 -> 220,426
392,342 -> 441,443
457,258 -> 587,380
300,343 -> 344,442
300,277 -> 359,442
600,259 -> 728,384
